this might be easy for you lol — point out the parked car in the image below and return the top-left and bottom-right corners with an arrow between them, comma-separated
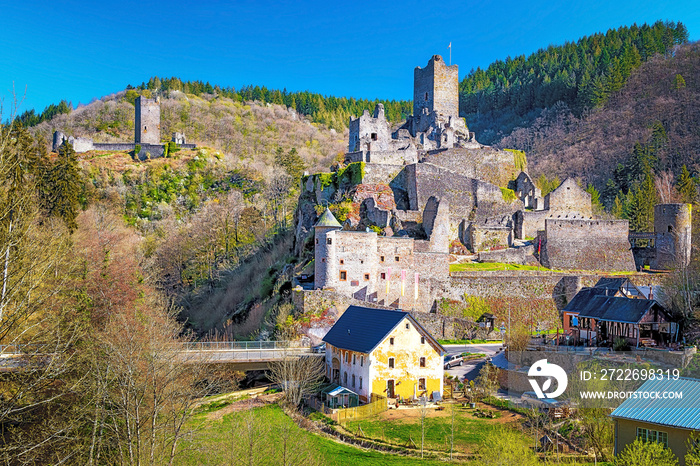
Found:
311,343 -> 326,353
444,354 -> 464,369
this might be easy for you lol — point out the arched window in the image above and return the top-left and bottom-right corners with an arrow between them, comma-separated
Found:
344,372 -> 347,384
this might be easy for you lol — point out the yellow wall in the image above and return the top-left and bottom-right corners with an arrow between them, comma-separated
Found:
369,317 -> 443,400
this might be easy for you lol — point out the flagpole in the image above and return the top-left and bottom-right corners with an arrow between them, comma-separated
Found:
449,42 -> 452,65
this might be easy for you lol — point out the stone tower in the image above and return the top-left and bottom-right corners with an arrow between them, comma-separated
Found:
413,55 -> 459,120
652,203 -> 692,270
135,96 -> 161,144
314,208 -> 342,289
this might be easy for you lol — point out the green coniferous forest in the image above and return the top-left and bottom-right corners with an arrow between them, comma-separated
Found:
459,21 -> 688,143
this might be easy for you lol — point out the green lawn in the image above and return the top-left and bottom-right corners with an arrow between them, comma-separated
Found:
438,338 -> 500,345
449,262 -> 549,272
176,403 -> 450,465
344,407 -> 525,455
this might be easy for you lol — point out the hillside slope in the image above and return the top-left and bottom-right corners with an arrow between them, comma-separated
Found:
501,41 -> 700,188
32,89 -> 348,337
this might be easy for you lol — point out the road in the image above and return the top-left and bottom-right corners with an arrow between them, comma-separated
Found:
442,343 -> 503,383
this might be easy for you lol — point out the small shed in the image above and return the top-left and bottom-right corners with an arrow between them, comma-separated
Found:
477,313 -> 496,329
322,384 -> 360,409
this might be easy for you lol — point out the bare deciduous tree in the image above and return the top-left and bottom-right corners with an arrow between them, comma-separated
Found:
268,350 -> 325,408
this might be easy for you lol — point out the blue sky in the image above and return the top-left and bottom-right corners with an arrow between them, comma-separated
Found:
1,0 -> 699,116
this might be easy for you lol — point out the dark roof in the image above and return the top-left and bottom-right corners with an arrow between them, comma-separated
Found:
577,296 -> 661,324
611,377 -> 700,429
564,287 -> 618,313
594,277 -> 629,290
322,306 -> 444,354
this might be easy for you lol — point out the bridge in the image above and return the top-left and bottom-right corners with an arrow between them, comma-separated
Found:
1,341 -> 325,372
179,340 -> 324,370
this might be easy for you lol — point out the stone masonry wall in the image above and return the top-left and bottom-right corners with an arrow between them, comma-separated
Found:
542,219 -> 636,271
421,147 -> 517,188
653,203 -> 692,269
544,178 -> 592,216
135,96 -> 161,144
413,55 -> 459,119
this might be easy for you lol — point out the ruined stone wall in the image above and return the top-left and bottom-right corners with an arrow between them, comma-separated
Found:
653,203 -> 692,270
413,55 -> 458,119
421,147 -> 517,187
406,163 -> 475,217
93,143 -> 137,151
136,143 -> 165,160
466,225 -> 511,252
409,312 -> 479,340
348,106 -> 391,152
542,219 -> 635,271
135,96 -> 161,144
361,163 -> 404,185
445,271 -> 665,308
477,244 -> 536,265
515,210 -> 592,240
515,172 -> 541,209
544,178 -> 592,216
422,197 -> 450,253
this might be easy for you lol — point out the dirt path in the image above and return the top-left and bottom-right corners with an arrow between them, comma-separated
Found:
377,401 -> 524,425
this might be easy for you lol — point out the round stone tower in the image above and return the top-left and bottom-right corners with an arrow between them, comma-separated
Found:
314,208 -> 342,289
653,203 -> 692,270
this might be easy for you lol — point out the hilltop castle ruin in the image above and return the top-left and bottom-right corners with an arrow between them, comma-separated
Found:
298,55 -> 691,314
52,96 -> 196,159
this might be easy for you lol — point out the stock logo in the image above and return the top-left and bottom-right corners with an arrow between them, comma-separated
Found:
528,359 -> 568,399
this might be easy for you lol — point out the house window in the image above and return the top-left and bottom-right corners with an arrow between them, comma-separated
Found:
364,273 -> 370,281
420,357 -> 426,367
321,258 -> 325,263
353,354 -> 356,365
344,352 -> 348,363
352,375 -> 356,387
360,356 -> 364,366
637,428 -> 668,447
405,323 -> 410,330
339,271 -> 347,281
424,92 -> 428,100
359,377 -> 363,389
389,357 -> 395,368
419,378 -> 426,391
381,273 -> 386,280
344,372 -> 348,384
315,238 -> 318,244
371,133 -> 377,141
340,259 -> 344,265
421,337 -> 425,344
327,238 -> 332,245
390,337 -> 394,345
395,256 -> 400,262
380,255 -> 385,262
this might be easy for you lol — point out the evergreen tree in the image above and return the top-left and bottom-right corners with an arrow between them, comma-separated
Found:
676,165 -> 696,204
41,142 -> 82,232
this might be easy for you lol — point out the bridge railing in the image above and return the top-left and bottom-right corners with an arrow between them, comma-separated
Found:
179,340 -> 307,352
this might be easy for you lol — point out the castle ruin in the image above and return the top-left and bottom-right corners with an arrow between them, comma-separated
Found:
299,55 -> 692,313
52,95 -> 195,160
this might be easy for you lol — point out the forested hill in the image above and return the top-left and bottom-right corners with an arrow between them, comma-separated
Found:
460,21 -> 689,144
18,77 -> 412,133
